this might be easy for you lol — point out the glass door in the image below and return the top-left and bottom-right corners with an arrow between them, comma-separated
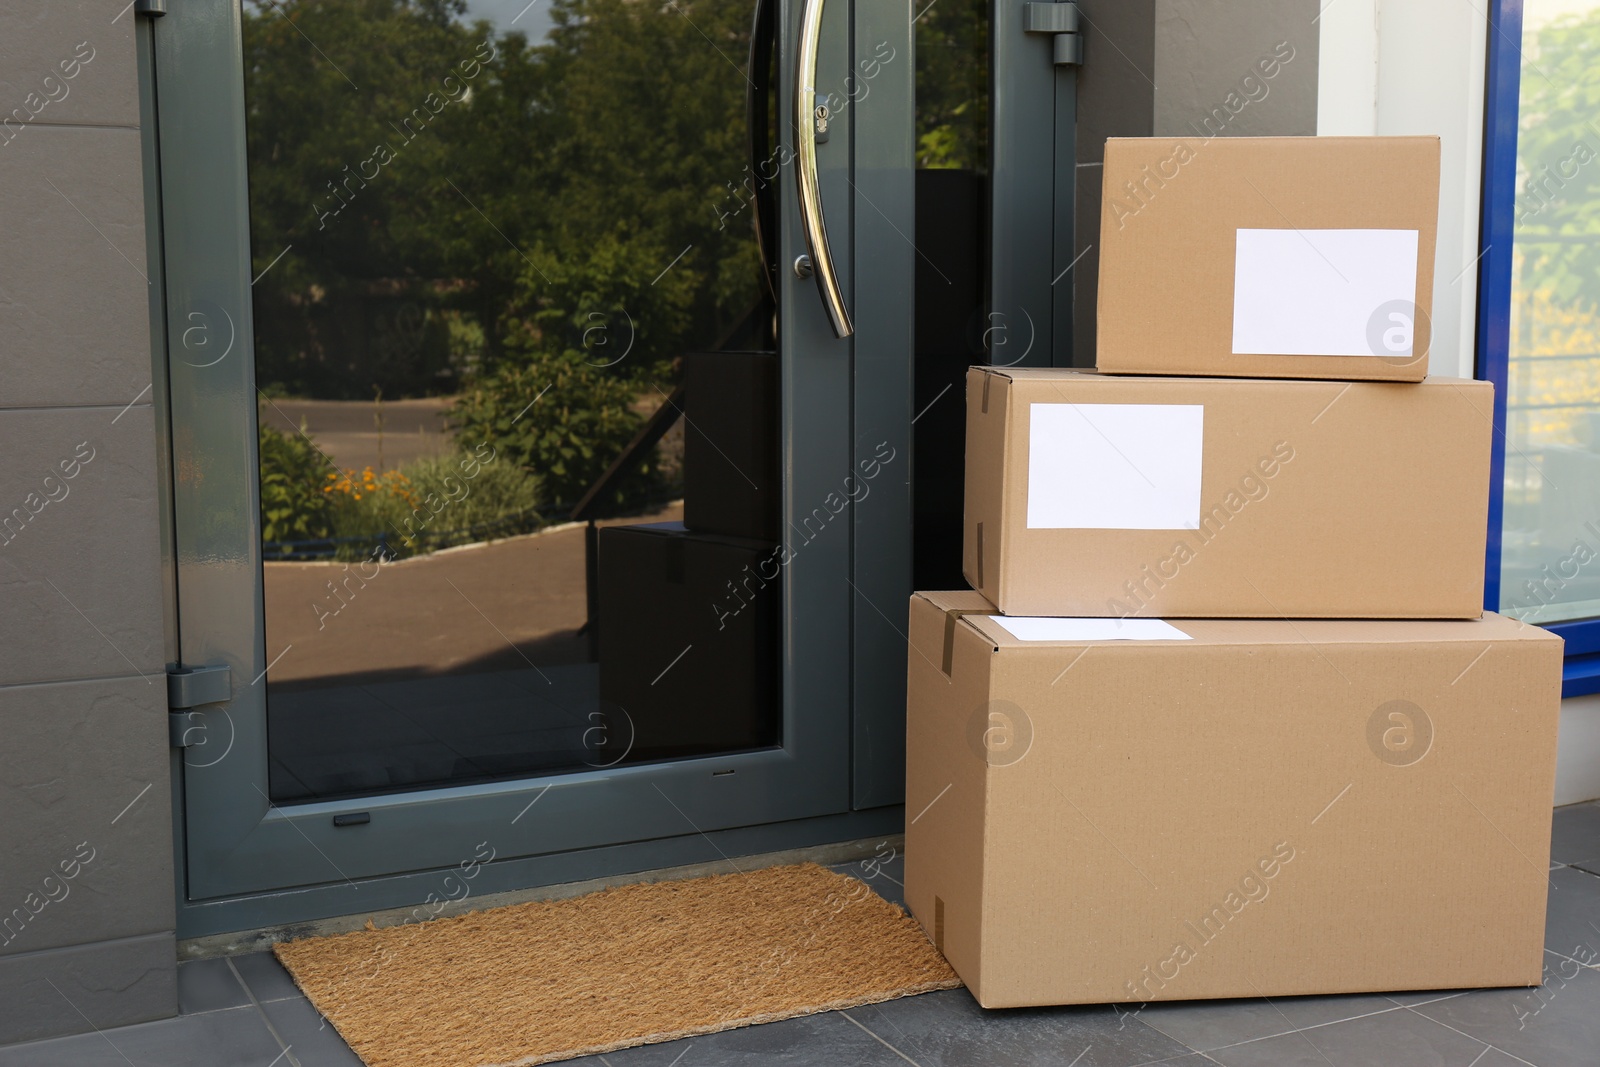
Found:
151,0 -> 912,913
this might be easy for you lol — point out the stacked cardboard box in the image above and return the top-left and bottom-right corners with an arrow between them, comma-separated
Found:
905,137 -> 1564,1007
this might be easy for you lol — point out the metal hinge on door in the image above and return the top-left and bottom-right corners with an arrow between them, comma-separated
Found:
167,664 -> 231,747
134,0 -> 168,17
1023,1 -> 1083,66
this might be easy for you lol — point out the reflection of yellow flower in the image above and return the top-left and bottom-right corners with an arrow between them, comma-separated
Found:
322,465 -> 420,508
1508,264 -> 1600,449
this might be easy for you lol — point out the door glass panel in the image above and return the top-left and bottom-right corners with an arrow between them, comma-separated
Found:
911,0 -> 987,590
242,0 -> 779,802
1498,0 -> 1600,624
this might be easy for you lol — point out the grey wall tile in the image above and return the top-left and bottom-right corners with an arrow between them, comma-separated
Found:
0,125 -> 151,409
0,4 -> 138,130
1153,0 -> 1320,139
1072,159 -> 1102,368
1076,0 -> 1158,167
1072,0 -> 1155,371
0,404 -> 163,684
0,932 -> 174,1045
0,675 -> 172,956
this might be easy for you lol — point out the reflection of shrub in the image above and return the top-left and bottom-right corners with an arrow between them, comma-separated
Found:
258,421 -> 333,548
324,450 -> 544,560
452,350 -> 658,511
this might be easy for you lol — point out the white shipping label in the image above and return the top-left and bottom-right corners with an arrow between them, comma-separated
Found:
988,616 -> 1192,642
1025,403 -> 1203,530
1231,228 -> 1420,357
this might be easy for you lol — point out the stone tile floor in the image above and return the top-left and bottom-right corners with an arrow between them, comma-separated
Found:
5,801 -> 1599,1067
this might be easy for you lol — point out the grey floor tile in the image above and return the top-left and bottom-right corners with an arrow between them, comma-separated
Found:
563,1007 -> 913,1066
0,1005 -> 282,1067
176,957 -> 252,1016
1382,990 -> 1473,1008
846,988 -> 1204,1067
1201,1004 -> 1486,1067
1136,992 -> 1402,1052
1408,956 -> 1600,1067
1545,865 -> 1600,963
259,996 -> 363,1066
230,951 -> 304,1003
829,848 -> 905,907
1550,801 -> 1600,868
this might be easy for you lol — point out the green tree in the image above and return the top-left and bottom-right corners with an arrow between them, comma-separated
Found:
1515,11 -> 1600,304
915,0 -> 989,171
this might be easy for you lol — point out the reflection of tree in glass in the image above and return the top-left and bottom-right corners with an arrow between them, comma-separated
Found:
915,0 -> 987,171
243,0 -> 763,518
1511,8 -> 1600,451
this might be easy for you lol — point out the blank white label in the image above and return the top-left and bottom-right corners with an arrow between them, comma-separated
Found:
1231,228 -> 1420,356
1026,403 -> 1203,530
988,616 -> 1192,642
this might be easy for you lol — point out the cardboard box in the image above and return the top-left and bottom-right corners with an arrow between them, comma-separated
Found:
683,351 -> 779,541
597,521 -> 778,760
904,589 -> 1563,1007
963,367 -> 1492,618
1097,136 -> 1440,382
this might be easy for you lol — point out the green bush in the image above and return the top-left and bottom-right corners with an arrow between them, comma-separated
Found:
323,448 -> 544,560
451,349 -> 658,512
257,420 -> 334,548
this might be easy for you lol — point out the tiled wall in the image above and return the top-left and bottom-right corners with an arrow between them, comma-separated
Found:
1070,0 -> 1323,365
0,2 -> 175,1045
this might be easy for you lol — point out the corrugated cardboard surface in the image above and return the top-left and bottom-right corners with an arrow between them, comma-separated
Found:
963,367 -> 1492,618
1096,136 -> 1440,382
903,590 -> 1564,1007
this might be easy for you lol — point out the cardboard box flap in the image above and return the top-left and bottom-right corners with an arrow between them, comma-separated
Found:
911,590 -> 1002,675
961,613 -> 1554,652
986,366 -> 1480,389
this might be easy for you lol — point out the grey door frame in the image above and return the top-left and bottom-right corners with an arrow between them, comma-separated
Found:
990,0 -> 1082,368
145,0 -> 912,922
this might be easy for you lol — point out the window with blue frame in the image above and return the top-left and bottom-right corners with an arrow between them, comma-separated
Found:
1482,0 -> 1600,695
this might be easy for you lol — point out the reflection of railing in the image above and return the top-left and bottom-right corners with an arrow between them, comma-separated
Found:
570,384 -> 688,658
263,494 -> 680,561
262,504 -> 557,561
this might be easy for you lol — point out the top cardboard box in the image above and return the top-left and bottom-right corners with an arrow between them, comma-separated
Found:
1096,136 -> 1441,382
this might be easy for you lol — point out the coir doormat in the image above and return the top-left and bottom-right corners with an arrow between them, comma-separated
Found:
273,862 -> 960,1067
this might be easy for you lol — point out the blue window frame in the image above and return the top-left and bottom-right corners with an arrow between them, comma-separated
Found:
1480,0 -> 1600,696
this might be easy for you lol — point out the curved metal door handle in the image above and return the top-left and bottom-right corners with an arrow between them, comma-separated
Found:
795,0 -> 853,338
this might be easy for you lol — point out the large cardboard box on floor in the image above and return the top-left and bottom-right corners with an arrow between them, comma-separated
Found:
1096,136 -> 1440,382
904,590 -> 1563,1007
963,366 -> 1492,618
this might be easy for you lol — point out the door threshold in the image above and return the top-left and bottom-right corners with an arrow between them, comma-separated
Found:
179,832 -> 905,960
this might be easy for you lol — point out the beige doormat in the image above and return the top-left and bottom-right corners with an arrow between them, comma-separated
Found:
273,862 -> 961,1067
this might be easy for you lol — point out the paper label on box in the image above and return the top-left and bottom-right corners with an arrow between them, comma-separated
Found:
988,617 -> 1192,641
1231,228 -> 1420,356
1026,403 -> 1203,530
